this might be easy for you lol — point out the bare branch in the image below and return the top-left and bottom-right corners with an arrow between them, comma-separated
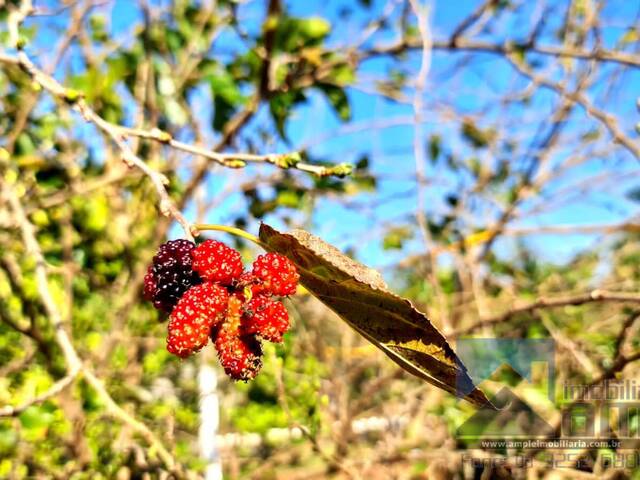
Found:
454,290 -> 640,337
0,373 -> 78,417
407,0 -> 452,332
614,310 -> 640,359
3,180 -> 180,473
449,0 -> 500,45
367,37 -> 640,69
0,51 -> 350,182
505,54 -> 640,160
0,49 -> 353,240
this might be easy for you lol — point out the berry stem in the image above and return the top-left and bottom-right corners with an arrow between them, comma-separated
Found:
193,224 -> 266,248
193,223 -> 308,296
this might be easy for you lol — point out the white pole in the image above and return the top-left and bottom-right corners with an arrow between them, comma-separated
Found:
199,357 -> 223,480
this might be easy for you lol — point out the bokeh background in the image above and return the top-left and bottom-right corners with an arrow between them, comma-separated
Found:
1,0 -> 640,478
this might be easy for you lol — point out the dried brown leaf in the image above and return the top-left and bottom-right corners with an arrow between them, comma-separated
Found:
259,224 -> 493,408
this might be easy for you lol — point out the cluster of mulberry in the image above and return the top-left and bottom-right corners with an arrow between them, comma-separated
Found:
143,239 -> 299,380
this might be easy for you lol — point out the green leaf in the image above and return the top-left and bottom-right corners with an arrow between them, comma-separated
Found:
0,427 -> 17,451
355,155 -> 369,170
317,84 -> 350,121
298,17 -> 331,41
89,14 -> 108,42
275,17 -> 331,52
15,133 -> 35,156
208,69 -> 244,106
276,190 -> 303,208
329,63 -> 356,86
212,96 -> 236,132
269,90 -> 307,140
626,186 -> 640,203
383,226 -> 413,250
428,134 -> 441,163
350,174 -> 376,192
74,194 -> 109,233
461,120 -> 495,149
19,406 -> 55,430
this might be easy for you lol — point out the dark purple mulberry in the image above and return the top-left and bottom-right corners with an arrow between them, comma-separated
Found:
143,266 -> 157,300
148,239 -> 201,313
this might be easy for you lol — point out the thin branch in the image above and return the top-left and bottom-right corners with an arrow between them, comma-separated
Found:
0,373 -> 78,417
4,180 -> 180,473
454,290 -> 640,337
502,222 -> 640,236
81,368 -> 178,472
540,316 -> 598,376
6,0 -> 33,48
473,69 -> 587,259
117,125 -> 346,176
408,0 -> 432,237
449,0 -> 500,45
366,37 -> 640,69
0,51 -> 350,182
408,0 -> 451,332
505,54 -> 640,160
6,181 -> 83,371
397,222 -> 640,269
614,310 -> 640,358
0,50 -> 194,240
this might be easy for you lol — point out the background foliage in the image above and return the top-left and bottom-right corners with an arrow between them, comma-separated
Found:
1,0 -> 640,478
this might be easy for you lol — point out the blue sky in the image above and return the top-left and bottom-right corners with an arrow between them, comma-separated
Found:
26,0 -> 640,275
199,0 -> 640,271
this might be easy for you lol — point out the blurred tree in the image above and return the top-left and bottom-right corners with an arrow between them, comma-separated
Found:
1,0 -> 640,478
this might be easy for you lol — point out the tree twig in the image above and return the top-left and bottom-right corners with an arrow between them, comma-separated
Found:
408,0 -> 451,332
449,0 -> 499,45
0,373 -> 78,417
366,37 -> 640,69
613,309 -> 640,358
454,290 -> 640,337
0,49 -> 353,240
4,180 -> 180,474
0,51 -> 350,180
1,50 -> 194,240
505,53 -> 640,160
